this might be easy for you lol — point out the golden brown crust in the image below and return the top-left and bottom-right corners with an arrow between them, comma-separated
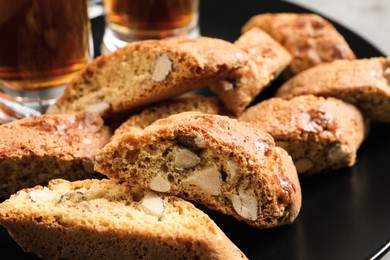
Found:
95,112 -> 301,228
242,13 -> 356,75
210,28 -> 291,115
239,95 -> 366,175
0,111 -> 112,198
0,178 -> 247,259
113,95 -> 232,140
46,36 -> 249,118
276,57 -> 390,123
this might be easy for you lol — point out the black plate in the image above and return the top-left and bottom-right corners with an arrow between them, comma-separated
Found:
1,1 -> 389,259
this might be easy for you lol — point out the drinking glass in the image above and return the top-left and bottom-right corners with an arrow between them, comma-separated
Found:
101,0 -> 200,53
0,0 -> 92,112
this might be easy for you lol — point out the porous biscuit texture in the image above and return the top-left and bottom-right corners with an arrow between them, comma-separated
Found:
95,112 -> 302,228
0,178 -> 247,259
0,111 -> 111,199
239,95 -> 367,175
46,36 -> 249,118
242,13 -> 356,75
211,28 -> 292,115
276,57 -> 390,123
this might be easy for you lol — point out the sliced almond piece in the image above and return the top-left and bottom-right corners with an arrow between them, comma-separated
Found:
150,175 -> 171,192
141,192 -> 165,218
174,148 -> 201,170
183,164 -> 222,195
194,136 -> 207,148
225,160 -> 238,180
59,191 -> 85,203
28,190 -> 55,204
230,189 -> 258,221
151,54 -> 172,82
85,102 -> 110,114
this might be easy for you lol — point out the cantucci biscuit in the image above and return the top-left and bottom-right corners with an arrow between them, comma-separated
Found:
276,57 -> 390,123
210,27 -> 291,115
242,13 -> 355,75
239,95 -> 367,175
0,111 -> 111,198
0,178 -> 247,259
113,95 -> 231,139
46,36 -> 249,118
95,112 -> 301,228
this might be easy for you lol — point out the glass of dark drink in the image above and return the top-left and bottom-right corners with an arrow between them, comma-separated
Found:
0,0 -> 92,112
101,0 -> 200,53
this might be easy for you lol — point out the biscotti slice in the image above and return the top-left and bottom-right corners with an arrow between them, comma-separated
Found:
113,95 -> 231,139
242,13 -> 356,75
210,27 -> 292,115
0,178 -> 247,259
0,111 -> 111,199
239,95 -> 366,175
276,57 -> 390,123
46,36 -> 249,118
95,112 -> 302,228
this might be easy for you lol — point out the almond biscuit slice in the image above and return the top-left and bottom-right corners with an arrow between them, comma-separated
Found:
0,178 -> 247,259
242,13 -> 356,75
95,112 -> 302,228
210,27 -> 292,115
276,57 -> 390,123
0,111 -> 111,199
46,36 -> 249,118
239,95 -> 367,175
